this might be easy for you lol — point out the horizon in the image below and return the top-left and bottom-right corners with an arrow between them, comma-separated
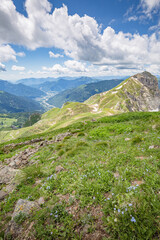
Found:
0,0 -> 160,81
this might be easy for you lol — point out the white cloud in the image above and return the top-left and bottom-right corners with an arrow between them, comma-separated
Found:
64,60 -> 86,72
0,63 -> 6,71
16,52 -> 25,57
49,51 -> 63,58
0,0 -> 160,75
11,65 -> 25,71
128,16 -> 138,22
0,44 -> 17,62
141,0 -> 160,13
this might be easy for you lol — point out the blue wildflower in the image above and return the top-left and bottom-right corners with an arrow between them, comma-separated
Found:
131,216 -> 136,223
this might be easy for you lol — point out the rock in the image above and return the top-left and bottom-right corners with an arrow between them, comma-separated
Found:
0,166 -> 19,184
55,132 -> 72,142
0,190 -> 8,200
5,199 -> 39,239
37,197 -> 45,205
12,199 -> 39,219
55,165 -> 64,173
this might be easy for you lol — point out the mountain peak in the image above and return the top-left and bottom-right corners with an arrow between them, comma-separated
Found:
132,71 -> 159,92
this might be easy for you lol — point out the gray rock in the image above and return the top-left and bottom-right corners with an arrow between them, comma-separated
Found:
0,190 -> 8,200
12,199 -> 39,219
0,166 -> 19,184
37,197 -> 45,205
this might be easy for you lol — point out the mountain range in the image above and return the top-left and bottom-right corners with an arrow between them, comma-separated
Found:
0,71 -> 159,142
0,80 -> 45,99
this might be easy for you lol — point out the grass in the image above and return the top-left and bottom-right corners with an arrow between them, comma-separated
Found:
0,112 -> 160,239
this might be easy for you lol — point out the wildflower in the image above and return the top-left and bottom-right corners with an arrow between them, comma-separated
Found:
131,216 -> 136,223
50,213 -> 53,216
51,232 -> 53,235
93,196 -> 95,200
114,218 -> 117,222
55,215 -> 58,218
118,209 -> 121,213
125,208 -> 127,211
107,198 -> 110,200
114,208 -> 116,210
128,203 -> 132,207
122,211 -> 124,214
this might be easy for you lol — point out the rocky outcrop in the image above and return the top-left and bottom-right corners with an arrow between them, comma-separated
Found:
5,199 -> 39,239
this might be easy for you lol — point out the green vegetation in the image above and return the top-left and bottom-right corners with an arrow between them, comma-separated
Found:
0,112 -> 160,239
0,113 -> 41,131
0,91 -> 44,114
48,79 -> 123,107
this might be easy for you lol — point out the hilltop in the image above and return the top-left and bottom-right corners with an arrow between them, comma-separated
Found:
86,71 -> 160,112
0,71 -> 159,143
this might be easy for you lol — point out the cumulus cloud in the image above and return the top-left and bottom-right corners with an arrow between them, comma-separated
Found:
0,0 -> 160,74
11,65 -> 25,71
49,51 -> 63,58
0,63 -> 6,71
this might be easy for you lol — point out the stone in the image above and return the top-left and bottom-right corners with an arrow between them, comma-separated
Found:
12,199 -> 39,219
0,166 -> 19,184
0,190 -> 8,200
37,197 -> 45,205
55,165 -> 64,173
55,132 -> 71,142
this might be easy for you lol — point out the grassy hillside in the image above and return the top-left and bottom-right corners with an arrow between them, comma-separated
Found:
0,80 -> 45,99
48,79 -> 123,108
0,91 -> 44,114
0,112 -> 160,239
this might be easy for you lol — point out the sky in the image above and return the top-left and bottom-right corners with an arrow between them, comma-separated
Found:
0,0 -> 160,81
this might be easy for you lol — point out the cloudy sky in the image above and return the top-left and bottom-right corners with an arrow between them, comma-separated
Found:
0,0 -> 160,81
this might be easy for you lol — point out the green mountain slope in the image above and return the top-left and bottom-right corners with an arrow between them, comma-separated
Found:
0,71 -> 159,143
0,80 -> 45,99
0,111 -> 160,239
0,91 -> 44,113
86,71 -> 160,112
47,79 -> 123,108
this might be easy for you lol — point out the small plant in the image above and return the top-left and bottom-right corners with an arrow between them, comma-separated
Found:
14,212 -> 27,225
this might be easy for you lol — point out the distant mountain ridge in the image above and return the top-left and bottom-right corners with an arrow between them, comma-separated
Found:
0,91 -> 44,113
0,80 -> 45,99
47,79 -> 123,108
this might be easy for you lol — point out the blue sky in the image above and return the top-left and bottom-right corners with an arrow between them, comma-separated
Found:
0,0 -> 160,81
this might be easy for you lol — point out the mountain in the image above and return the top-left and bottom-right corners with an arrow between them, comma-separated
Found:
0,80 -> 45,99
33,77 -> 100,92
0,71 -> 159,142
16,77 -> 57,86
86,71 -> 160,112
0,91 -> 44,113
47,79 -> 123,108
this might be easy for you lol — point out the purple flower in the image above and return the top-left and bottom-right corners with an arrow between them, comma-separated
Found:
131,217 -> 136,223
